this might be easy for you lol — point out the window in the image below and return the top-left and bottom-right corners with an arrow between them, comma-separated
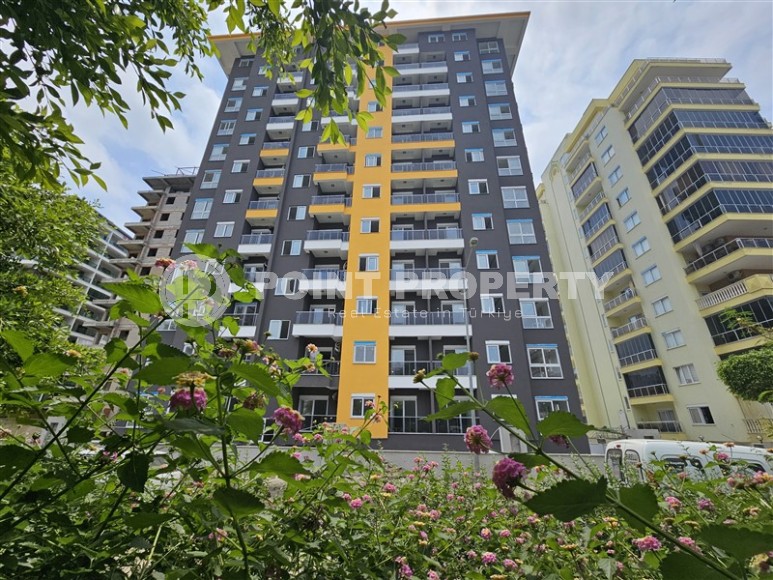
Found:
456,72 -> 473,84
359,255 -> 379,271
663,329 -> 685,349
512,256 -> 542,284
362,184 -> 381,198
507,220 -> 536,244
217,120 -> 236,135
608,166 -> 623,185
472,213 -> 494,230
462,121 -> 481,134
594,126 -> 608,145
632,237 -> 651,257
482,59 -> 503,74
535,396 -> 569,420
253,86 -> 268,96
298,146 -> 315,159
485,80 -> 507,96
232,159 -> 250,173
356,297 -> 377,314
275,278 -> 298,296
528,345 -> 563,378
239,133 -> 257,145
652,296 -> 673,317
675,364 -> 699,385
452,32 -> 468,41
288,206 -> 307,220
366,101 -> 383,113
497,156 -> 523,176
351,394 -> 376,417
201,170 -> 221,189
493,128 -> 517,147
481,294 -> 505,314
479,40 -> 499,54
209,144 -> 229,161
476,250 -> 499,269
214,222 -> 234,238
454,51 -> 470,62
521,300 -> 553,328
465,148 -> 484,162
267,320 -> 290,340
617,188 -> 631,207
601,145 -> 616,165
231,77 -> 247,91
366,126 -> 383,139
224,189 -> 242,204
353,341 -> 376,363
688,405 -> 715,425
225,97 -> 242,112
365,154 -> 382,167
459,95 -> 476,107
302,120 -> 320,132
281,240 -> 302,256
293,174 -> 311,188
427,33 -> 445,43
361,218 -> 380,233
468,179 -> 489,194
624,211 -> 641,232
245,108 -> 262,121
502,186 -> 529,208
486,341 -> 511,364
183,229 -> 204,247
642,265 -> 662,286
238,57 -> 254,68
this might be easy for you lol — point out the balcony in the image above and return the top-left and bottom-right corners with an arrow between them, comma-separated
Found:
394,61 -> 448,78
389,310 -> 470,339
318,136 -> 357,163
308,195 -> 351,223
627,383 -> 672,403
392,106 -> 452,124
571,163 -> 602,206
671,202 -> 773,250
390,228 -> 464,253
684,238 -> 773,285
253,169 -> 285,194
387,358 -> 476,389
259,141 -> 290,166
220,312 -> 260,339
276,71 -> 304,91
237,233 -> 273,257
246,200 -> 279,226
304,230 -> 350,257
619,349 -> 658,368
578,192 -> 607,223
125,220 -> 151,236
599,261 -> 632,292
392,82 -> 450,99
611,317 -> 649,340
292,311 -> 344,338
636,420 -> 683,434
604,288 -> 639,313
392,132 -> 454,144
389,415 -> 474,435
583,213 -> 613,241
390,192 -> 460,219
265,115 -> 295,139
590,238 -> 623,265
313,164 -> 354,192
696,274 -> 773,315
390,267 -> 467,295
271,94 -> 300,114
297,269 -> 347,296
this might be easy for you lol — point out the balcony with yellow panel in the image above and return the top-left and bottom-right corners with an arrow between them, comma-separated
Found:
391,131 -> 454,150
618,349 -> 661,373
318,136 -> 357,164
683,237 -> 773,285
696,273 -> 773,316
598,260 -> 633,294
390,192 -> 460,219
604,287 -> 643,319
259,141 -> 290,166
253,168 -> 285,194
245,200 -> 279,226
392,106 -> 453,135
313,163 -> 354,193
611,317 -> 651,344
308,195 -> 352,224
571,162 -> 603,208
390,160 -> 457,192
672,206 -> 773,254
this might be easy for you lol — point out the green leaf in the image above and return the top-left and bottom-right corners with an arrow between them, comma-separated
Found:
508,452 -> 550,468
659,552 -> 727,580
617,484 -> 659,532
134,357 -> 192,385
24,353 -> 75,378
441,352 -> 469,371
104,338 -> 129,364
230,364 -> 280,397
485,396 -> 531,435
117,453 -> 150,492
165,418 -> 223,436
597,558 -> 618,580
252,452 -> 310,481
232,290 -> 256,303
184,243 -> 220,259
1,330 -> 34,361
213,487 -> 263,515
537,411 -> 593,438
227,408 -> 264,443
0,445 -> 37,480
434,377 -> 456,408
102,282 -> 163,314
525,477 -> 608,522
66,426 -> 94,444
169,435 -> 213,461
295,88 -> 314,98
425,400 -> 480,421
360,429 -> 372,445
699,525 -> 773,561
124,512 -> 175,529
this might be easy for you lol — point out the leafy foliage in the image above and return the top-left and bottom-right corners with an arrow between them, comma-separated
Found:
717,345 -> 773,402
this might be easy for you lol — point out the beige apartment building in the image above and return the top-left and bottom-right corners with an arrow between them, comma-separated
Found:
538,58 -> 772,444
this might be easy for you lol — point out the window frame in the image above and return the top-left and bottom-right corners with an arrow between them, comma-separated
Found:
353,342 -> 377,364
267,320 -> 290,340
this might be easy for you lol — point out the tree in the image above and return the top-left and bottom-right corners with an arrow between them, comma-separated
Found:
0,0 -> 400,189
716,310 -> 773,403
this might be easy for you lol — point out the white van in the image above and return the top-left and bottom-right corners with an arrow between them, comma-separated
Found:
605,439 -> 772,481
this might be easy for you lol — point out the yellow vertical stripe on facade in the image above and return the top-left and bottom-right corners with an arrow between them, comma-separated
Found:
336,49 -> 394,438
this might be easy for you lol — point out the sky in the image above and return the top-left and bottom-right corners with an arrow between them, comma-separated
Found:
69,0 -> 773,228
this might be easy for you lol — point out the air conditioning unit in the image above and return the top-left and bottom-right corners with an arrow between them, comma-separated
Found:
727,270 -> 743,282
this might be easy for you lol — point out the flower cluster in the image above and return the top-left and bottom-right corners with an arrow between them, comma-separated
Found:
273,407 -> 304,436
464,425 -> 492,454
170,387 -> 207,412
173,371 -> 213,389
633,536 -> 662,552
491,458 -> 528,499
486,363 -> 514,389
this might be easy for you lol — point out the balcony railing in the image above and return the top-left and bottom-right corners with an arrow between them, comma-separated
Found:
568,151 -> 593,182
391,192 -> 459,205
604,288 -> 638,311
248,200 -> 279,210
272,93 -> 298,101
295,311 -> 344,325
310,195 -> 352,206
393,83 -> 449,93
578,191 -> 607,222
302,360 -> 340,376
684,238 -> 773,275
390,228 -> 462,241
583,213 -> 612,240
625,73 -> 739,120
744,418 -> 772,434
390,415 -> 474,434
636,420 -> 683,433
300,269 -> 346,281
305,230 -> 350,242
390,267 -> 464,281
255,169 -> 285,179
611,317 -> 648,339
599,261 -> 629,283
262,141 -> 291,149
696,277 -> 762,310
391,161 -> 456,172
627,383 -> 670,398
267,116 -> 295,124
389,311 -> 468,326
395,61 -> 448,71
619,349 -> 657,367
571,163 -> 598,199
590,237 -> 620,263
314,163 -> 354,174
226,312 -> 260,326
393,106 -> 451,117
240,233 -> 274,245
392,132 -> 454,143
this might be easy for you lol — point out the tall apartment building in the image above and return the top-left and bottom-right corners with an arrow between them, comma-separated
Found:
164,12 -> 587,450
538,58 -> 773,444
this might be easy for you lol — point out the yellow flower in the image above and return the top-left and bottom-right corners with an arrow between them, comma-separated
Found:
12,285 -> 27,297
64,349 -> 82,359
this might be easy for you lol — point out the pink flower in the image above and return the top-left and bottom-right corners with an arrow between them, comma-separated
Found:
395,557 -> 413,578
715,452 -> 730,462
383,483 -> 397,493
492,458 -> 528,499
427,572 -> 440,580
697,498 -> 715,511
466,550 -> 477,559
207,527 -> 228,542
634,536 -> 662,552
349,498 -> 363,509
429,509 -> 440,520
293,433 -> 305,444
499,529 -> 511,538
419,531 -> 428,540
481,552 -> 497,565
678,537 -> 701,553
273,407 -> 304,436
363,494 -> 372,503
486,363 -> 514,389
170,387 -> 207,412
464,425 -> 492,454
664,496 -> 682,510
480,527 -> 492,539
503,558 -> 517,570
548,434 -> 570,447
